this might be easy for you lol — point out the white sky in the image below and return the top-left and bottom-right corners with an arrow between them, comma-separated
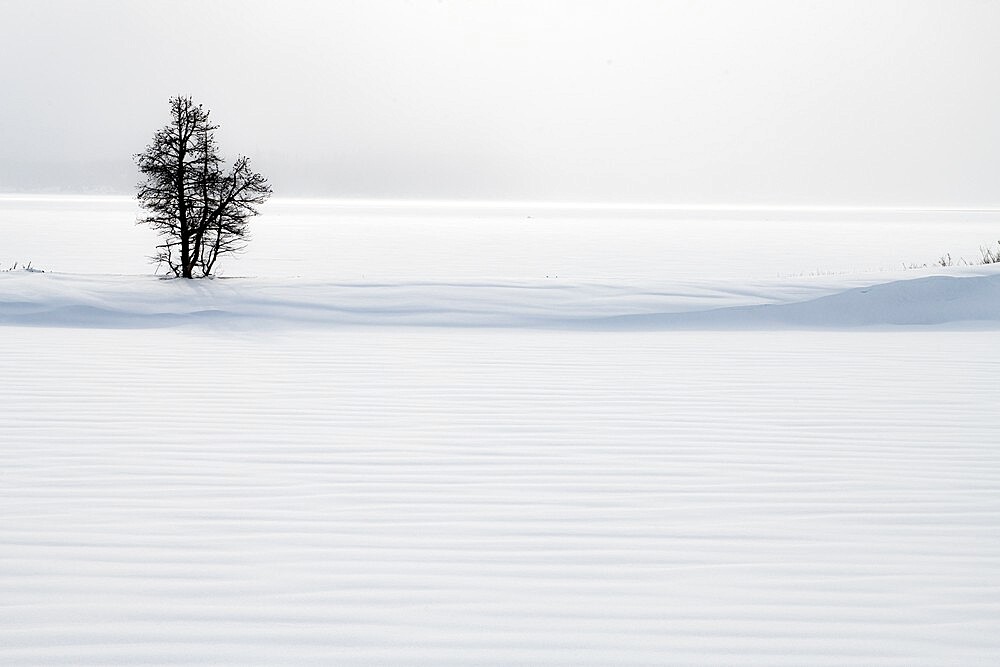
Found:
1,0 -> 998,204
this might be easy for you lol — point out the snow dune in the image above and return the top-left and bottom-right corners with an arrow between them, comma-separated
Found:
1,269 -> 998,329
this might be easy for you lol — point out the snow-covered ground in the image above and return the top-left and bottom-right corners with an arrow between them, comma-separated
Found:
2,196 -> 999,665
4,195 -> 1000,281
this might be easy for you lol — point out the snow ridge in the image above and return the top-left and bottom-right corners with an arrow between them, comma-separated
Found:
1,271 -> 998,329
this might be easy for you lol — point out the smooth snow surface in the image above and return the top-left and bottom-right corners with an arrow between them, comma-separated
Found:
2,196 -> 999,665
4,195 -> 1000,281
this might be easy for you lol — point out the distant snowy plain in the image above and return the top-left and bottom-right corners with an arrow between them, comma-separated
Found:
1,196 -> 999,665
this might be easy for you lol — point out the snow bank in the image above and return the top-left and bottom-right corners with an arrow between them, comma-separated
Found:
1,269 -> 998,329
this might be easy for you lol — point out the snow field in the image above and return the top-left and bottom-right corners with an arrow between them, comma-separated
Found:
1,196 -> 999,664
3,195 -> 1000,281
3,327 -> 999,665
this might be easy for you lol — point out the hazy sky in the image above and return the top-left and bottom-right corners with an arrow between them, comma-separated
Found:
1,0 -> 998,204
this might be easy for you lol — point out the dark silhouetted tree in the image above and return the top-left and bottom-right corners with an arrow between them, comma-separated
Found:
135,96 -> 271,278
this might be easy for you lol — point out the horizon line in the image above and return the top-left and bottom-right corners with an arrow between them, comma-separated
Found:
1,192 -> 999,213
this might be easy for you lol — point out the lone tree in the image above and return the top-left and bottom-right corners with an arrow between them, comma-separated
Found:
135,96 -> 271,278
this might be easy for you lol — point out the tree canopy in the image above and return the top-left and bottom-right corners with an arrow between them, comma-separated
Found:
135,96 -> 271,278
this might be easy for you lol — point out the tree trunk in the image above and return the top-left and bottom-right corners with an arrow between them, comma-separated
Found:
176,104 -> 192,278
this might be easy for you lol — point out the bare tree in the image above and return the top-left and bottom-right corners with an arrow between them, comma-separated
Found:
135,96 -> 271,278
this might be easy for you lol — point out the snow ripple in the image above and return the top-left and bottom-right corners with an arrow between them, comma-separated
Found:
1,327 -> 999,665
